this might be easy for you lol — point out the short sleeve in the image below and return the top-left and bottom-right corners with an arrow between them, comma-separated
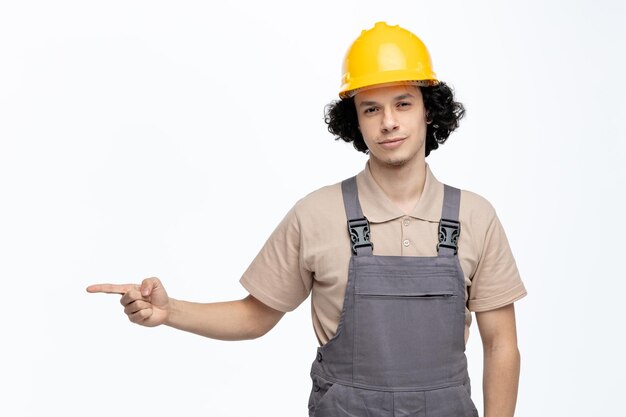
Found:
239,205 -> 313,312
467,209 -> 527,312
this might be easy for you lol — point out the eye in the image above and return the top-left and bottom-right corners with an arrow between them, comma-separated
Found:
363,107 -> 378,114
397,101 -> 412,108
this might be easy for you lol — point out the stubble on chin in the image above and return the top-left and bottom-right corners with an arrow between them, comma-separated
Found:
386,157 -> 410,167
370,153 -> 410,169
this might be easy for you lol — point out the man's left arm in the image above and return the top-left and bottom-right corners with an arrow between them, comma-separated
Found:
476,303 -> 520,417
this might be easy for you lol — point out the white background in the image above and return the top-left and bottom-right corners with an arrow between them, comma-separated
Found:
1,0 -> 625,415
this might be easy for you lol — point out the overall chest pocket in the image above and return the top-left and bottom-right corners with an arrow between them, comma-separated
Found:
353,271 -> 460,388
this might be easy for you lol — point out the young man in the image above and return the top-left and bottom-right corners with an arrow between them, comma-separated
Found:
88,22 -> 526,417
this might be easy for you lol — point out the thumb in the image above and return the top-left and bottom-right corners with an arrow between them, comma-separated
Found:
140,277 -> 161,297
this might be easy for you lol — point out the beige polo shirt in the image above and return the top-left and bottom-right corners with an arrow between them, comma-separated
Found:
240,163 -> 527,345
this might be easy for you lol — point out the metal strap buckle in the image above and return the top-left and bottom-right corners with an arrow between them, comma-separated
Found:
438,218 -> 460,254
347,217 -> 373,255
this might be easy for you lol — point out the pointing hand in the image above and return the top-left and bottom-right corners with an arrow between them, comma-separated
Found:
86,277 -> 170,327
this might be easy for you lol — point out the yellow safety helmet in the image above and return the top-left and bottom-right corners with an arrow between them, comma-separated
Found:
339,22 -> 439,98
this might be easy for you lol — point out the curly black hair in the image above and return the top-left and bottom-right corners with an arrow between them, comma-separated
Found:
324,82 -> 465,157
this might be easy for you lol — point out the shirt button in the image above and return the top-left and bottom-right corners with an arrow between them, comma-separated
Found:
403,239 -> 410,247
403,219 -> 410,227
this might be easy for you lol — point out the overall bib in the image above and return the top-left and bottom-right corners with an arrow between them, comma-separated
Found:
308,177 -> 478,417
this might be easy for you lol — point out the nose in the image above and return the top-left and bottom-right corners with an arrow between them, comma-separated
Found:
381,107 -> 399,133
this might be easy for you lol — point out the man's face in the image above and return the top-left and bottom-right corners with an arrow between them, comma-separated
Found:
354,84 -> 428,168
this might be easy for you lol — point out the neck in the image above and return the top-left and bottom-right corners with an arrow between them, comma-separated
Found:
368,156 -> 427,215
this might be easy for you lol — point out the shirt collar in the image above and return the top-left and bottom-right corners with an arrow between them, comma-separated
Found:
355,162 -> 444,223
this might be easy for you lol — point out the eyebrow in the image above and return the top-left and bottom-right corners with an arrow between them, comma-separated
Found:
358,93 -> 416,107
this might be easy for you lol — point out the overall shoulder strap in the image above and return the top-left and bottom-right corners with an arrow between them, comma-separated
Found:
438,184 -> 461,256
341,177 -> 373,256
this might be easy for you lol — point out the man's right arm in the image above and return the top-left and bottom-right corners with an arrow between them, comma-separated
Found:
167,295 -> 285,340
87,277 -> 285,341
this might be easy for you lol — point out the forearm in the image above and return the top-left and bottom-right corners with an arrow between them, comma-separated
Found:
482,344 -> 520,417
166,296 -> 283,341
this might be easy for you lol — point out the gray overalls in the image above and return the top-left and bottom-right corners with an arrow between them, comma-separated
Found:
308,177 -> 479,417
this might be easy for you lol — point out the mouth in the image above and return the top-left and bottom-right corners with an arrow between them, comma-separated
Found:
378,137 -> 406,149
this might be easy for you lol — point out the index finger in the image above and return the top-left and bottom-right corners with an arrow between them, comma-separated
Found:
86,283 -> 139,295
